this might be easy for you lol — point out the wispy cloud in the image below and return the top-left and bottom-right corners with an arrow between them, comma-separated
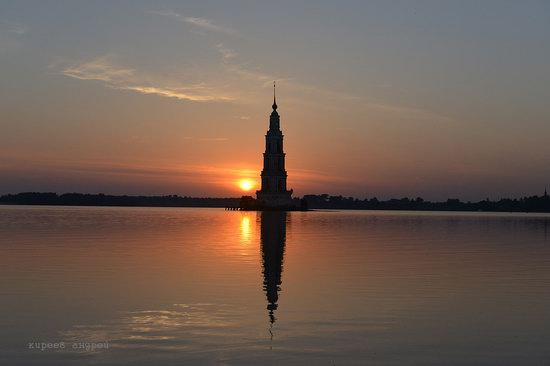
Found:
363,100 -> 454,125
291,168 -> 356,184
184,16 -> 234,34
215,44 -> 278,86
216,44 -> 237,61
7,23 -> 29,35
0,153 -> 251,184
151,9 -> 237,35
61,56 -> 135,83
199,137 -> 228,142
55,56 -> 233,102
119,85 -> 231,102
182,137 -> 228,142
0,22 -> 28,53
215,43 -> 361,109
213,44 -> 449,120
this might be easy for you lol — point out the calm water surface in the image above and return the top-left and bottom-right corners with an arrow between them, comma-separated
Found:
1,206 -> 550,365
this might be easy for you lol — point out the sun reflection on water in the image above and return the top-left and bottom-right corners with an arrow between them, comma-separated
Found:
240,213 -> 251,245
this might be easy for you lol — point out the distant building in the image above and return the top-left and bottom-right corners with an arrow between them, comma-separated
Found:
256,83 -> 300,209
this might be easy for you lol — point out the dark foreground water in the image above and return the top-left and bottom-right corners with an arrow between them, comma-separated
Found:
1,206 -> 549,365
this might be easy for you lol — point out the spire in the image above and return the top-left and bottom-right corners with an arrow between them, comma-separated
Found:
545,185 -> 548,197
272,80 -> 277,110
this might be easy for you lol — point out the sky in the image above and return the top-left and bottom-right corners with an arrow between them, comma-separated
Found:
1,0 -> 549,200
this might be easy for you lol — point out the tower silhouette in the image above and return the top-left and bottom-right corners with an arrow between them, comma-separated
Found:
256,82 -> 299,209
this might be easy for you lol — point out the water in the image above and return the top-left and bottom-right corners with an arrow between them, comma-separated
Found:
1,206 -> 550,365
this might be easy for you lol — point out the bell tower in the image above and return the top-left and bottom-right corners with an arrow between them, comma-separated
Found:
256,82 -> 296,208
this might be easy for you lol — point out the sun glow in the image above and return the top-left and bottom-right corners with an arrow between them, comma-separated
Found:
239,179 -> 254,191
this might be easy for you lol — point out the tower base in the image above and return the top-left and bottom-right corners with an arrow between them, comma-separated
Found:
255,191 -> 302,210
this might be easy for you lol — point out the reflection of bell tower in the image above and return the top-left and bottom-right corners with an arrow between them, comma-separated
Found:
260,211 -> 287,325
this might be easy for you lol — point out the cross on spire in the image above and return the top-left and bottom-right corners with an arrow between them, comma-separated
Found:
272,80 -> 277,110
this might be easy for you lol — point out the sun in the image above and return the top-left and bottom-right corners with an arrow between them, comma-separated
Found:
239,179 -> 254,191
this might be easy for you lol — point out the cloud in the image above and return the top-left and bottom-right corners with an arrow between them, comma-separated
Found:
216,44 -> 237,62
54,46 -> 444,121
198,137 -> 228,142
363,100 -> 454,125
56,56 -> 233,102
0,22 -> 28,53
214,43 -> 362,108
151,10 -> 237,35
61,56 -> 135,83
291,168 -> 356,184
56,44 -> 357,108
212,43 -> 447,121
183,17 -> 233,34
0,153 -> 253,183
7,23 -> 29,35
215,44 -> 279,87
182,137 -> 228,142
119,85 -> 232,102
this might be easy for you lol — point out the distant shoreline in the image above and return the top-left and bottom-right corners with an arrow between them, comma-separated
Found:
2,192 -> 550,213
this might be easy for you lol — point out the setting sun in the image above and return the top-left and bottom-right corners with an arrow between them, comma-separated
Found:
239,179 -> 254,191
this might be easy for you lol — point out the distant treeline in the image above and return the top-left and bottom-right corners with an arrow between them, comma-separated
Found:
302,194 -> 550,212
0,192 -> 239,208
2,192 -> 550,212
